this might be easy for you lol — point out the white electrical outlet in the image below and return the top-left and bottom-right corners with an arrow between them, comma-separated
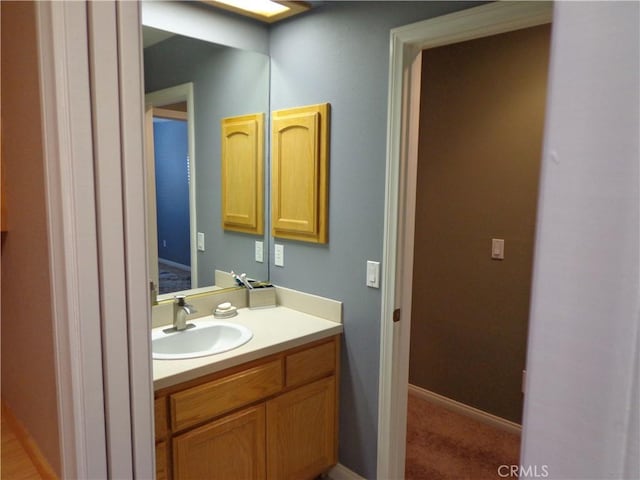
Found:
274,244 -> 284,267
197,232 -> 205,251
255,241 -> 264,263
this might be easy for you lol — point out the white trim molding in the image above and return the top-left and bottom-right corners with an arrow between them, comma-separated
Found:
36,1 -> 155,477
116,2 -> 156,477
408,384 -> 522,436
378,2 -> 552,478
36,1 -> 108,477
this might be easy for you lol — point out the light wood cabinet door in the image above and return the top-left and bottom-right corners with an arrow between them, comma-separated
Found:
221,113 -> 264,235
271,103 -> 329,243
266,376 -> 337,480
173,405 -> 266,480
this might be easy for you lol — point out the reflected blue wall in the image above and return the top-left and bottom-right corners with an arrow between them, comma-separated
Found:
154,118 -> 190,267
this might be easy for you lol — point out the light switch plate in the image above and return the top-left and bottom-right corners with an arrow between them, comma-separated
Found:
255,241 -> 264,263
274,244 -> 284,267
491,238 -> 504,260
197,232 -> 205,251
366,260 -> 380,288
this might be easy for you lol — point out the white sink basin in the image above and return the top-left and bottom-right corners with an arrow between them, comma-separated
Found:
152,318 -> 253,360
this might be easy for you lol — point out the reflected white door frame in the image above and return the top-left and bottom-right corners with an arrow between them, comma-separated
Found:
145,83 -> 198,291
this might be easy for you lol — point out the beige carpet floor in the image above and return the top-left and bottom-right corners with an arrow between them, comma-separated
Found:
405,393 -> 521,480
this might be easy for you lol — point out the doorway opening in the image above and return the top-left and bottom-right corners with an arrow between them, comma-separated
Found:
144,83 -> 198,297
377,3 -> 554,478
151,106 -> 192,294
405,23 -> 551,478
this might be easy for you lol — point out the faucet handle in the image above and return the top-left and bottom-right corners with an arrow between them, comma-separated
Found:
174,294 -> 187,306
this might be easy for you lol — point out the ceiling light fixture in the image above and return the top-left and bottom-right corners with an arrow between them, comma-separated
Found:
203,0 -> 310,23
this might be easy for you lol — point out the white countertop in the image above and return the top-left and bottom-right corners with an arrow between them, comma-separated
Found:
152,306 -> 343,391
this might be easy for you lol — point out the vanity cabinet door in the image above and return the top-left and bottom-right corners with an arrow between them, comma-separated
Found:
266,376 -> 337,480
173,405 -> 266,480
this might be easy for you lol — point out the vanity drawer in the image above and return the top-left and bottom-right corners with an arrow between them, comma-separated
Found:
285,340 -> 336,388
155,397 -> 168,441
170,359 -> 283,431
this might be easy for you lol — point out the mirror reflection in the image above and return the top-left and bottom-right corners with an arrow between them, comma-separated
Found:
142,26 -> 270,298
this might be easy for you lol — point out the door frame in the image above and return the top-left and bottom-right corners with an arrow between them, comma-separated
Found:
377,2 -> 553,477
145,83 -> 198,293
36,1 -> 154,477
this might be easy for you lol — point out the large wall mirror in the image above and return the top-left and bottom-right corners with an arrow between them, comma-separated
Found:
142,26 -> 270,299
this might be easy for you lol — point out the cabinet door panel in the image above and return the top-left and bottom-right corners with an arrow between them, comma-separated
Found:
266,376 -> 336,480
272,112 -> 319,235
173,405 -> 266,480
271,103 -> 329,243
221,113 -> 264,234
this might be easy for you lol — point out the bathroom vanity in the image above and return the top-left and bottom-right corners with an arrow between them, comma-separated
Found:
152,303 -> 342,480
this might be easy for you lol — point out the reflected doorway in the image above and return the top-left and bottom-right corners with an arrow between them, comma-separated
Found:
152,108 -> 192,294
144,83 -> 198,298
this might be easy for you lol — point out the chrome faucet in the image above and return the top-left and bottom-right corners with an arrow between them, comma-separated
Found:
173,295 -> 197,331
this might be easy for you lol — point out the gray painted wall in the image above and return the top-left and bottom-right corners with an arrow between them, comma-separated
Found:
144,35 -> 270,287
269,2 -> 478,477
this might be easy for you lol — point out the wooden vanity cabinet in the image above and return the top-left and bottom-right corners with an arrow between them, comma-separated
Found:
154,397 -> 169,480
154,335 -> 340,480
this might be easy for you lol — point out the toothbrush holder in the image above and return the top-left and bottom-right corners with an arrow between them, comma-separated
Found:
248,285 -> 276,309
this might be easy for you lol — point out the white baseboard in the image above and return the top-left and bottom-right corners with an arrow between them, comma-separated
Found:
158,258 -> 191,272
408,384 -> 522,435
329,463 -> 366,480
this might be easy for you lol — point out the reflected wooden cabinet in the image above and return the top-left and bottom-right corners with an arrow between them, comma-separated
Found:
221,113 -> 264,235
154,336 -> 340,480
271,103 -> 329,243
